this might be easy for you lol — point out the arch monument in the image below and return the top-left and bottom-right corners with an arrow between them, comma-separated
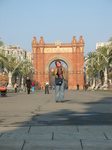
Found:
32,36 -> 84,89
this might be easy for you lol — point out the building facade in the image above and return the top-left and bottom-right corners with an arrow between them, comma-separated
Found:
96,41 -> 112,49
27,52 -> 32,62
0,45 -> 27,60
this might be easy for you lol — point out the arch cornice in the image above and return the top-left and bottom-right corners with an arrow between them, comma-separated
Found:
45,56 -> 72,72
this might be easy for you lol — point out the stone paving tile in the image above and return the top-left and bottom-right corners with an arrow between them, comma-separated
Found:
0,132 -> 52,141
54,132 -> 105,141
30,131 -> 79,141
81,133 -> 105,140
78,125 -> 112,132
52,132 -> 79,140
23,140 -> 81,150
0,133 -> 26,141
26,133 -> 52,141
29,126 -> 77,134
0,140 -> 23,150
103,131 -> 112,140
78,125 -> 112,140
82,139 -> 112,150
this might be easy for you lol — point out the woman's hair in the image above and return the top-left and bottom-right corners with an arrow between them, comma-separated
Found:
55,60 -> 61,66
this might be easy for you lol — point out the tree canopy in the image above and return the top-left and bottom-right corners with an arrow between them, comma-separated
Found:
108,37 -> 112,42
85,44 -> 112,85
0,39 -> 4,47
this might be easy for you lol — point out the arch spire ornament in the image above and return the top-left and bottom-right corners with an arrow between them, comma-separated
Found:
55,40 -> 61,47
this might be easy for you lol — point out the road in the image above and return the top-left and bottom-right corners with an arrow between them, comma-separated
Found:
0,90 -> 112,149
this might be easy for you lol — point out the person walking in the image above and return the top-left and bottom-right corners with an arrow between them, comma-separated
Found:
26,77 -> 31,94
14,82 -> 18,93
45,78 -> 49,94
32,81 -> 35,93
51,60 -> 66,102
0,71 -> 8,96
0,71 -> 8,85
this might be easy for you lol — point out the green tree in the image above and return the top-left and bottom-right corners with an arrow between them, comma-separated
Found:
5,55 -> 16,73
0,38 -> 4,47
85,52 -> 99,78
0,52 -> 8,73
85,45 -> 112,87
108,37 -> 112,42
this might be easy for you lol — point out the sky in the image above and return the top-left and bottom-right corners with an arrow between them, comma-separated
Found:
0,0 -> 112,56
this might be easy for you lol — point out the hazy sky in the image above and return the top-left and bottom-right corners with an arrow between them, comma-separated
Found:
0,0 -> 112,56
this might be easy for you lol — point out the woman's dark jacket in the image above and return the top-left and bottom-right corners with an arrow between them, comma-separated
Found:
26,79 -> 31,88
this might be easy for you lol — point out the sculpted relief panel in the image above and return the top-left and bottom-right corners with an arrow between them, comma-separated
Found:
44,48 -> 72,53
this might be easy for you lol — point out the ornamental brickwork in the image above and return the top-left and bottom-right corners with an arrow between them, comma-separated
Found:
32,36 -> 84,90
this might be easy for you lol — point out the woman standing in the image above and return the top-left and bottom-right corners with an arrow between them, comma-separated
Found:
51,60 -> 66,102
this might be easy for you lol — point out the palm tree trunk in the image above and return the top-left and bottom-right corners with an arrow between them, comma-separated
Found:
103,66 -> 108,88
92,78 -> 96,89
21,76 -> 24,89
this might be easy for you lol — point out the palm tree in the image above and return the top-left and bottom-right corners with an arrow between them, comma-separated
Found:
0,38 -> 4,47
85,52 -> 99,87
5,55 -> 16,73
3,54 -> 17,89
19,60 -> 34,84
19,60 -> 34,78
85,44 -> 112,89
0,47 -> 35,89
108,37 -> 112,42
95,46 -> 112,87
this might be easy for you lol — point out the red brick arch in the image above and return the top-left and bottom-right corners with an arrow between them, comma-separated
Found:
32,36 -> 84,90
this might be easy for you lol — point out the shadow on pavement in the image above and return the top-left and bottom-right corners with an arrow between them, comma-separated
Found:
4,97 -> 112,126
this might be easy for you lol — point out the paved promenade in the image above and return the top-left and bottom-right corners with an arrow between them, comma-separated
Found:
0,90 -> 112,149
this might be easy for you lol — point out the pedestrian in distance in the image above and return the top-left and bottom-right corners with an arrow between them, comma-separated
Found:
32,81 -> 35,93
26,77 -> 31,94
0,71 -> 8,96
0,71 -> 8,85
45,78 -> 49,94
51,60 -> 66,103
14,82 -> 18,93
